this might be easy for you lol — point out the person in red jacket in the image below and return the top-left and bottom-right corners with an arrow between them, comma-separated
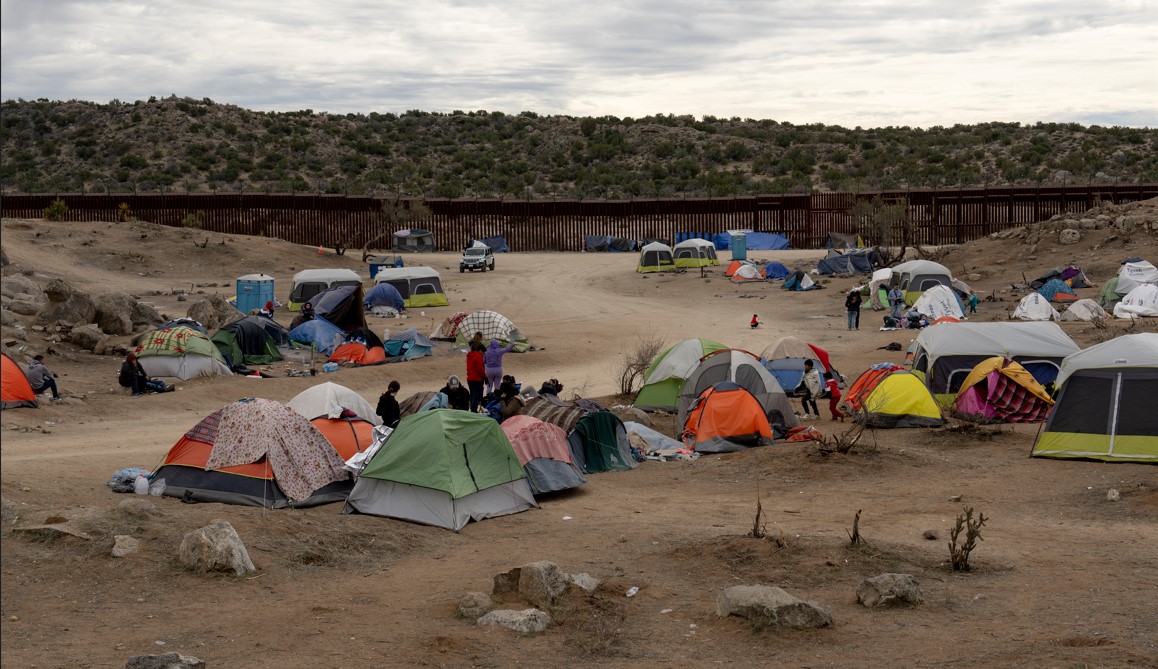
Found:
825,377 -> 844,421
466,341 -> 486,412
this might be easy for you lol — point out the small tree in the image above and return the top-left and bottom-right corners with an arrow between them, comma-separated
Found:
616,333 -> 665,396
850,194 -> 913,266
359,198 -> 433,262
43,198 -> 68,221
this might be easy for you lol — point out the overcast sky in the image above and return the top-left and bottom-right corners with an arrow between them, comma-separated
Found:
2,1 -> 1156,128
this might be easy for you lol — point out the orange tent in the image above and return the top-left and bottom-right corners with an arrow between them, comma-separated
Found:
310,417 -> 376,460
1,353 -> 38,410
724,260 -> 753,277
329,342 -> 386,365
681,381 -> 772,453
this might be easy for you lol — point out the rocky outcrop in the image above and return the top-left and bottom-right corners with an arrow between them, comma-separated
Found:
186,294 -> 239,330
178,520 -> 256,576
716,585 -> 833,629
94,291 -> 136,335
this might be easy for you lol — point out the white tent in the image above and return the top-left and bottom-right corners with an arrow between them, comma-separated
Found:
868,267 -> 894,309
730,264 -> 764,282
1113,284 -> 1158,319
287,382 -> 381,424
1061,298 -> 1108,322
1116,261 -> 1158,295
1012,293 -> 1060,321
913,284 -> 966,320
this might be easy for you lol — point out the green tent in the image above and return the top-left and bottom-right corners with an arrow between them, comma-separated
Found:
134,325 -> 233,380
345,409 -> 537,530
635,338 -> 727,411
1099,276 -> 1122,309
567,411 -> 637,474
211,317 -> 283,369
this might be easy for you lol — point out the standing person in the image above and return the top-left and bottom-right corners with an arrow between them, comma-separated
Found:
439,374 -> 470,411
796,359 -> 821,420
845,288 -> 863,330
466,341 -> 486,412
483,339 -> 514,394
25,354 -> 60,401
750,314 -> 762,329
967,290 -> 980,315
888,283 -> 905,321
376,380 -> 401,427
825,376 -> 844,421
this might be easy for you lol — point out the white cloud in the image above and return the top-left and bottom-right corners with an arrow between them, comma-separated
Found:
1,0 -> 1155,126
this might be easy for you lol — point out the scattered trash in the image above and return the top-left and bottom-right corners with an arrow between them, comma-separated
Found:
626,587 -> 640,597
660,608 -> 673,614
561,516 -> 572,521
1107,489 -> 1120,502
322,362 -> 339,373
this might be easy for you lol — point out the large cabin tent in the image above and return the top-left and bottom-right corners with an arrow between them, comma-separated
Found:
288,269 -> 362,312
373,267 -> 449,308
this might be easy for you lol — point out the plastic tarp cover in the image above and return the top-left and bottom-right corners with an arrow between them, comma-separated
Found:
289,317 -> 345,355
1012,293 -> 1060,321
1113,284 -> 1158,318
913,285 -> 966,320
743,232 -> 791,250
482,236 -> 509,253
1116,261 -> 1158,294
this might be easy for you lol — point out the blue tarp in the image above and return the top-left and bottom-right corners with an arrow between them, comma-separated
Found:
764,262 -> 791,280
744,232 -> 792,250
363,282 -> 405,310
817,251 -> 875,275
1038,278 -> 1076,302
482,236 -> 509,253
384,327 -> 434,360
288,317 -> 344,355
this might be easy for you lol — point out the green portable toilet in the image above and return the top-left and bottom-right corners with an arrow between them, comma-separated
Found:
731,233 -> 747,260
235,274 -> 275,314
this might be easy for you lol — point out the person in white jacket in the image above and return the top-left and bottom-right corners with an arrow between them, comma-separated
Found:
796,359 -> 821,419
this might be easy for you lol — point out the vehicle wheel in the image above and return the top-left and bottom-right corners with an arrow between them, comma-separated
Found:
460,267 -> 465,273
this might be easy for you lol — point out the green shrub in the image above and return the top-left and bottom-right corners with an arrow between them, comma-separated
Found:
180,211 -> 204,228
43,198 -> 68,221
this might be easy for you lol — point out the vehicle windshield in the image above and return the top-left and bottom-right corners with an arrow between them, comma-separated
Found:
465,248 -> 486,257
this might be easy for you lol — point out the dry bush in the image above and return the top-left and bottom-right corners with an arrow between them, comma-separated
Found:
948,506 -> 987,571
616,333 -> 665,396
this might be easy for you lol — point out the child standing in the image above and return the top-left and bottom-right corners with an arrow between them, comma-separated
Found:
825,377 -> 844,421
967,290 -> 980,315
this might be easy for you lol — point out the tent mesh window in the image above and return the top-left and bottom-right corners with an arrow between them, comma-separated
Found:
1118,374 -> 1158,436
1048,373 -> 1114,434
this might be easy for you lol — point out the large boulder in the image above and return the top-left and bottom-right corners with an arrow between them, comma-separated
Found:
518,560 -> 568,608
1059,228 -> 1081,245
6,300 -> 41,316
70,323 -> 109,351
476,609 -> 551,634
1,275 -> 45,303
458,592 -> 494,619
131,301 -> 163,329
186,294 -> 240,330
716,585 -> 833,629
35,292 -> 96,327
178,520 -> 256,576
43,278 -> 73,303
124,652 -> 205,669
94,292 -> 136,335
856,573 -> 924,608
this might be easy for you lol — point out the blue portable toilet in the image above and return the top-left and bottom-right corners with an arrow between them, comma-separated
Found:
730,233 -> 747,260
236,273 -> 275,314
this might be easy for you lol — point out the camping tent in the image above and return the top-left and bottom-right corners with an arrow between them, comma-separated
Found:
782,270 -> 817,291
913,284 -> 966,321
817,248 -> 877,275
311,284 -> 368,332
566,411 -> 637,474
730,264 -> 765,282
500,415 -> 587,495
868,268 -> 894,309
826,231 -> 864,250
743,232 -> 792,250
1061,299 -> 1108,322
289,317 -> 346,356
909,321 -> 1080,402
764,262 -> 791,280
953,357 -> 1054,423
329,327 -> 387,365
520,396 -> 590,434
1116,260 -> 1158,295
845,364 -> 944,428
891,260 -> 953,305
430,310 -> 531,351
287,382 -> 380,425
678,348 -> 799,430
637,242 -> 676,273
673,239 -> 713,268
681,382 -> 773,453
384,327 -> 434,361
363,282 -> 405,311
247,315 -> 291,346
344,409 -> 537,530
1032,333 -> 1158,463
635,338 -> 728,411
154,398 -> 352,508
1,353 -> 38,410
135,325 -> 233,380
759,336 -> 838,395
373,267 -> 448,308
288,269 -> 362,312
1100,276 -> 1123,310
725,259 -> 754,277
392,228 -> 436,253
695,238 -> 720,265
1011,293 -> 1060,321
211,316 -> 284,369
1113,284 -> 1158,318
1029,266 -> 1093,290
1037,278 -> 1076,303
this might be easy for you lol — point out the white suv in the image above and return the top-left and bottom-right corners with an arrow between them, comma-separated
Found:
460,245 -> 495,272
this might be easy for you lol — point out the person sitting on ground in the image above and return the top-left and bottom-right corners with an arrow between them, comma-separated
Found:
118,352 -> 171,396
25,354 -> 61,401
376,380 -> 401,428
258,301 -> 275,318
497,375 -> 525,422
439,374 -> 471,411
290,302 -> 315,330
538,378 -> 564,396
904,308 -> 925,329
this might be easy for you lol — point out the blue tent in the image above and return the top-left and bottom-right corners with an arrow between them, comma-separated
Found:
384,327 -> 434,361
764,262 -> 791,280
288,317 -> 345,355
482,236 -> 510,253
363,282 -> 405,311
1038,278 -> 1076,302
744,232 -> 792,251
782,270 -> 819,291
817,250 -> 876,275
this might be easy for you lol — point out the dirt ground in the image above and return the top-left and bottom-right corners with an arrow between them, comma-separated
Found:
2,207 -> 1157,669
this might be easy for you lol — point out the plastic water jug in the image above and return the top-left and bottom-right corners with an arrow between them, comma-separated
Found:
134,475 -> 149,495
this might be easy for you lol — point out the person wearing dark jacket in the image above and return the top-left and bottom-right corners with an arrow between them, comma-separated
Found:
845,289 -> 863,330
118,352 -> 169,396
439,375 -> 471,411
376,380 -> 401,427
289,302 -> 315,331
538,378 -> 563,396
